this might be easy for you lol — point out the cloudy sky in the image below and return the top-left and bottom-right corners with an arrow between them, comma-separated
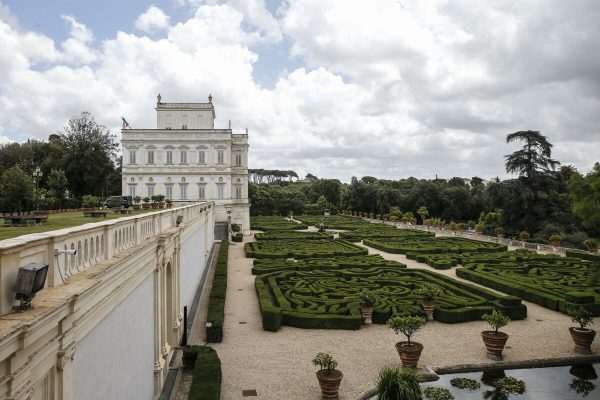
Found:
1,0 -> 599,182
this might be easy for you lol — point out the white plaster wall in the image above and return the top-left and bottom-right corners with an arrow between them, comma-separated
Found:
73,274 -> 154,400
180,222 -> 207,309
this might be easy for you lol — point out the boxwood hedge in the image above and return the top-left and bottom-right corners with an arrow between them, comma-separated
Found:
206,241 -> 229,343
295,215 -> 377,230
339,227 -> 433,242
254,230 -> 334,241
254,257 -> 526,331
250,216 -> 307,231
244,239 -> 368,259
186,345 -> 221,400
457,250 -> 600,315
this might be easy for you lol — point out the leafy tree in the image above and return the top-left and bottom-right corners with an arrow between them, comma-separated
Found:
32,188 -> 56,210
0,166 -> 33,212
47,169 -> 69,199
417,205 -> 429,224
505,130 -> 559,178
57,112 -> 119,197
568,163 -> 600,237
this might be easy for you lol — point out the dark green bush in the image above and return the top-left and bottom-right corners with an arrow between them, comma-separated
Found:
232,232 -> 243,242
206,241 -> 229,343
188,346 -> 221,400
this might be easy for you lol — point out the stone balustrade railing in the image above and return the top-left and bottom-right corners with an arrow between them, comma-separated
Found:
0,202 -> 213,315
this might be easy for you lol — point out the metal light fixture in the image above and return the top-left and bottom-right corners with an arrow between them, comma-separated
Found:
13,263 -> 49,311
176,215 -> 183,226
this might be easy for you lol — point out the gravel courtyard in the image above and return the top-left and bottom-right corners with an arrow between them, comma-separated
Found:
205,232 -> 598,400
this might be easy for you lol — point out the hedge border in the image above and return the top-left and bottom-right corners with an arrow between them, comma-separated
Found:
185,345 -> 221,400
206,241 -> 229,343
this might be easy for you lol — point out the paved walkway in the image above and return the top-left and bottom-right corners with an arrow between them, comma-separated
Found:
210,233 -> 597,400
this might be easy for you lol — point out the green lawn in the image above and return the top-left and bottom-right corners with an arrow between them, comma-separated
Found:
0,209 -> 158,241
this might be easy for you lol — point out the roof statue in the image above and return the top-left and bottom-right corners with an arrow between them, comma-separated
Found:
208,94 -> 213,103
157,93 -> 162,105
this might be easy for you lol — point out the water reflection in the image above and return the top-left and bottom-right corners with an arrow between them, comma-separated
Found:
569,363 -> 597,397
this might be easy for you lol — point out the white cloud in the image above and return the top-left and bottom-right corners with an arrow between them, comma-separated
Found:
60,15 -> 98,64
134,6 -> 170,34
0,0 -> 599,181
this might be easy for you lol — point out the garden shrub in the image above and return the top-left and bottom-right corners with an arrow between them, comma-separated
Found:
255,230 -> 334,241
244,239 -> 368,259
206,241 -> 229,342
251,216 -> 307,231
254,259 -> 526,331
188,346 -> 221,400
457,255 -> 600,316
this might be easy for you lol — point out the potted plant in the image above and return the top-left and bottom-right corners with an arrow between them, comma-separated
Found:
388,315 -> 427,367
567,306 -> 596,354
376,365 -> 421,400
550,234 -> 561,248
475,223 -> 484,235
142,197 -> 151,209
481,310 -> 510,360
359,291 -> 378,325
495,227 -> 504,239
584,239 -> 598,253
133,196 -> 141,210
519,231 -> 529,242
156,194 -> 166,208
166,199 -> 173,208
312,352 -> 343,398
150,195 -> 159,208
414,284 -> 442,321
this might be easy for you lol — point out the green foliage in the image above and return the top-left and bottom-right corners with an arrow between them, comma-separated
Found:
0,165 -> 33,212
206,242 -> 229,343
312,352 -> 338,375
493,376 -> 526,395
568,306 -> 595,329
568,163 -> 600,237
423,386 -> 454,400
32,188 -> 56,210
388,315 -> 426,345
81,195 -> 101,208
583,239 -> 598,251
550,234 -> 562,242
253,255 -> 526,331
495,227 -> 504,235
133,196 -> 141,203
188,346 -> 221,400
519,231 -> 530,240
254,230 -> 333,241
359,291 -> 378,307
457,251 -> 600,316
504,130 -> 559,178
450,377 -> 481,390
414,283 -> 442,300
250,216 -> 307,231
232,233 -> 243,242
376,366 -> 421,400
244,239 -> 367,259
482,310 -> 510,333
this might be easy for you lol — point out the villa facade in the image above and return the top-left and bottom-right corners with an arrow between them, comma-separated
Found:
121,95 -> 250,232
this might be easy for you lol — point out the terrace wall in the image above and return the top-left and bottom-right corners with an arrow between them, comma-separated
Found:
0,202 -> 216,399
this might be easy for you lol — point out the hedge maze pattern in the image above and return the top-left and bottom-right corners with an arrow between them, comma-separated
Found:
339,227 -> 433,242
365,236 -> 507,269
255,257 -> 526,331
250,216 -> 307,231
254,231 -> 333,241
457,249 -> 600,315
296,215 -> 376,230
245,239 -> 367,259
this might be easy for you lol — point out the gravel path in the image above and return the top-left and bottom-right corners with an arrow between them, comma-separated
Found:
211,232 -> 599,400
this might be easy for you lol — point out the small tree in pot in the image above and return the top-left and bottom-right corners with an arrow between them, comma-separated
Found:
142,197 -> 151,209
550,234 -> 562,248
567,307 -> 596,354
519,231 -> 529,242
388,315 -> 427,368
481,310 -> 510,360
583,239 -> 598,253
312,352 -> 343,398
475,223 -> 484,235
414,283 -> 442,321
359,291 -> 378,325
495,227 -> 505,239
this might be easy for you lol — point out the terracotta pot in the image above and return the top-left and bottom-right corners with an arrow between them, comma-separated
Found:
569,327 -> 596,354
395,341 -> 423,368
481,331 -> 509,360
316,369 -> 343,398
422,298 -> 436,321
497,234 -> 504,239
360,306 -> 374,325
552,241 -> 560,248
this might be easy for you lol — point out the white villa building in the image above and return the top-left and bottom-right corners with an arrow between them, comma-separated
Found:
121,95 -> 250,232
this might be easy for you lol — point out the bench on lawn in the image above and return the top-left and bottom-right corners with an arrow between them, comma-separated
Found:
83,211 -> 109,218
113,209 -> 133,215
3,215 -> 48,226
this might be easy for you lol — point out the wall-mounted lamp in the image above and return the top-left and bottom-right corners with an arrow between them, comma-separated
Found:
176,215 -> 184,226
13,263 -> 49,311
